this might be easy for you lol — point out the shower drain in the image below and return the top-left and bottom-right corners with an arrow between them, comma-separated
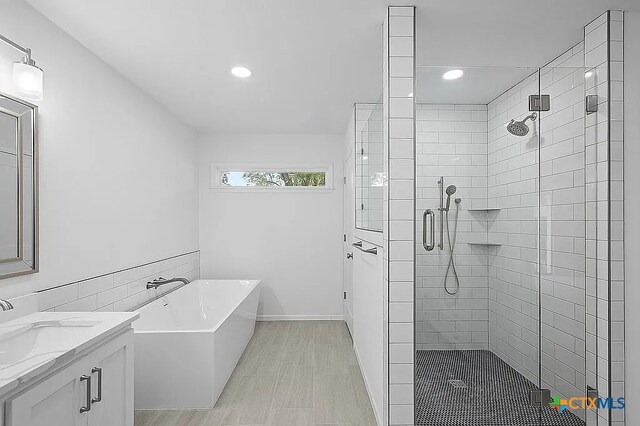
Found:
447,379 -> 467,389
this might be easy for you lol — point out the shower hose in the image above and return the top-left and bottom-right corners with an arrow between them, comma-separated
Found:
444,200 -> 460,295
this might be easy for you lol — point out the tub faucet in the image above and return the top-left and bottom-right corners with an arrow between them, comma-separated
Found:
0,299 -> 14,311
146,277 -> 190,290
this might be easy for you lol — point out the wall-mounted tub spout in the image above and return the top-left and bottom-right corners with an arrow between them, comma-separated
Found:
147,277 -> 190,290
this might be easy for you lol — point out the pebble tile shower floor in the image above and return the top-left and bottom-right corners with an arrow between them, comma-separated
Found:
134,321 -> 376,426
416,350 -> 586,426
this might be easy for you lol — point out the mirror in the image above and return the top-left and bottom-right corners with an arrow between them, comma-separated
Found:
0,92 -> 37,279
355,97 -> 383,232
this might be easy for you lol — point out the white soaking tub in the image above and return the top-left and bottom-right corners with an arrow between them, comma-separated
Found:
132,279 -> 260,409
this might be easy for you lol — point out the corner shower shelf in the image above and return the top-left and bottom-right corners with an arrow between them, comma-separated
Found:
467,242 -> 502,247
467,208 -> 501,212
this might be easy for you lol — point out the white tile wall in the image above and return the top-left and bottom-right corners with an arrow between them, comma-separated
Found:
384,6 -> 415,426
415,104 -> 490,350
38,252 -> 200,312
584,10 -> 626,426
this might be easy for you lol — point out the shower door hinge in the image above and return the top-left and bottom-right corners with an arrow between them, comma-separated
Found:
343,234 -> 346,242
343,176 -> 346,184
529,389 -> 552,407
361,147 -> 365,156
361,203 -> 364,210
529,94 -> 551,112
343,291 -> 347,300
587,386 -> 598,400
586,95 -> 599,114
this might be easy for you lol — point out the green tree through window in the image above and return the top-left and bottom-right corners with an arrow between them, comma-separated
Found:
221,171 -> 326,187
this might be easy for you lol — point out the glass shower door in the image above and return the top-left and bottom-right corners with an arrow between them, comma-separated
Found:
537,58 -> 589,426
414,66 -> 547,425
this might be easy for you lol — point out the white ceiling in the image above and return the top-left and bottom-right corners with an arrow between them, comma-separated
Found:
415,67 -> 537,105
25,0 -> 640,134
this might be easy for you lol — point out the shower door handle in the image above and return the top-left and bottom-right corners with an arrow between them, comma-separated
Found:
423,209 -> 435,251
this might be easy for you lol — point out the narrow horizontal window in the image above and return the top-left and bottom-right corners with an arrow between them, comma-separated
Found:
222,171 -> 326,187
211,163 -> 333,191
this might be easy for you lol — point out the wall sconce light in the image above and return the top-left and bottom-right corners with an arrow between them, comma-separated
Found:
1,34 -> 43,101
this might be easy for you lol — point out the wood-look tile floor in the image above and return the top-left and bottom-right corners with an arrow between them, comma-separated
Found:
134,321 -> 377,426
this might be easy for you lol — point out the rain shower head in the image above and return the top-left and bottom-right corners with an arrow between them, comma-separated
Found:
507,113 -> 537,136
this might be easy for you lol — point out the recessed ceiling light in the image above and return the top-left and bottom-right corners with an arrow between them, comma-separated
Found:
231,66 -> 252,78
443,69 -> 464,80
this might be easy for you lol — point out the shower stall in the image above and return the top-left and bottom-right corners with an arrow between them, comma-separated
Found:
412,35 -> 620,425
378,7 -> 623,426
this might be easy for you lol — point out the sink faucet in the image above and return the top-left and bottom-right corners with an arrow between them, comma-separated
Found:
0,299 -> 14,311
146,277 -> 189,290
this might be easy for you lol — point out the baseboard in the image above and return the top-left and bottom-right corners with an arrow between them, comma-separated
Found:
257,314 -> 344,321
352,342 -> 382,426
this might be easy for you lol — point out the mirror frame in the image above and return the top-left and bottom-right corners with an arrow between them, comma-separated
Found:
0,91 -> 38,280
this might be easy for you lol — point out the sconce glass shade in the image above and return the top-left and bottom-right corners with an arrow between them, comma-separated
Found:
12,61 -> 43,101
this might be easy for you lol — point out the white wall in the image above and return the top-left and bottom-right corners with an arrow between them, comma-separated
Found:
198,134 -> 344,320
0,0 -> 199,300
624,10 -> 640,425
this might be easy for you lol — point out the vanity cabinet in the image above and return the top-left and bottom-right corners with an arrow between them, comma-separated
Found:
6,354 -> 90,426
5,330 -> 134,426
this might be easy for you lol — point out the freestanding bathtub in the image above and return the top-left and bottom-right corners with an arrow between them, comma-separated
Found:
132,279 -> 260,409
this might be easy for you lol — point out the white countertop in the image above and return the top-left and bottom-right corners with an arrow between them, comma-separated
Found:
0,311 -> 139,398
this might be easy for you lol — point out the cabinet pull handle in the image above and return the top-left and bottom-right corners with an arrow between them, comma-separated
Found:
92,367 -> 103,403
80,375 -> 92,413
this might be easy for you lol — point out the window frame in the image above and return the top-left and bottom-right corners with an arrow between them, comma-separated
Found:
210,162 -> 334,192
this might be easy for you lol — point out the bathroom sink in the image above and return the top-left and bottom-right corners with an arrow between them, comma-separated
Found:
0,320 -> 99,367
0,312 -> 138,395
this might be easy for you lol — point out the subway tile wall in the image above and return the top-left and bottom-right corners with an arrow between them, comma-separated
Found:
383,6 -> 415,426
584,10 -> 625,426
415,104 -> 490,350
38,251 -> 200,312
608,12 -> 625,426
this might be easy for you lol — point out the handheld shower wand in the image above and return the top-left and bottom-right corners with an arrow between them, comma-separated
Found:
434,179 -> 462,295
445,185 -> 457,211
